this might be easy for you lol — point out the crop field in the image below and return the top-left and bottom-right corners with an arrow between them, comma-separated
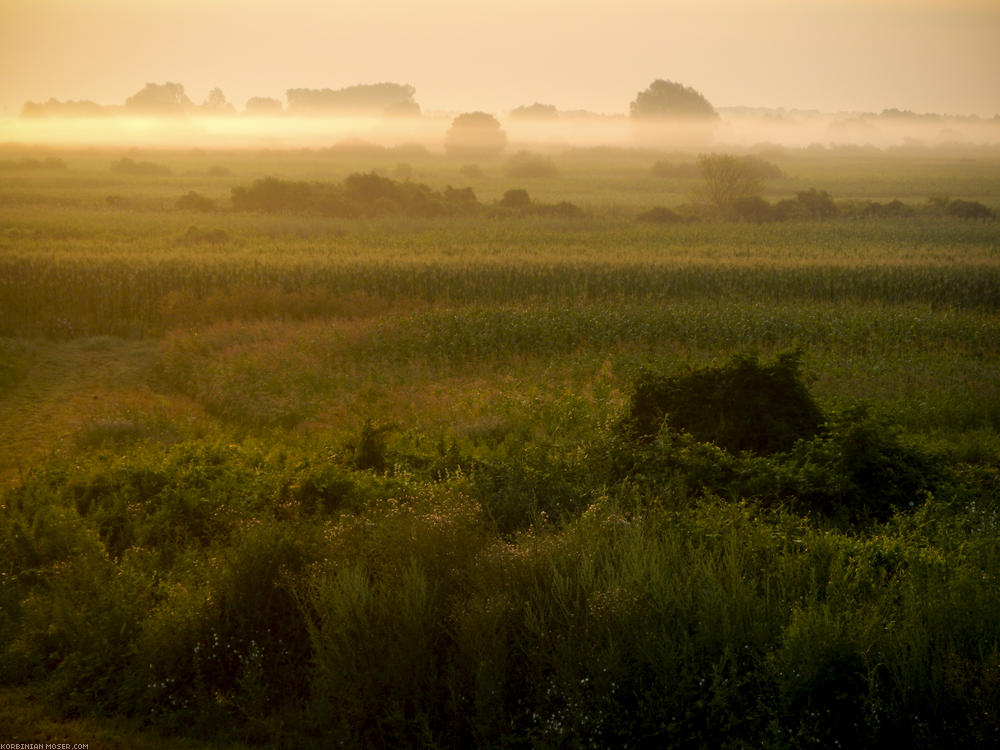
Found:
2,142 -> 1000,747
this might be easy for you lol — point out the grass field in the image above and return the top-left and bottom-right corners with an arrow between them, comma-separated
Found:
2,142 -> 999,748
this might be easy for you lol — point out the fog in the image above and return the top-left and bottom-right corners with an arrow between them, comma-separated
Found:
3,109 -> 998,154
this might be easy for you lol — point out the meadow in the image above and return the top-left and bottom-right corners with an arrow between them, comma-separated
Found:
1,141 -> 999,748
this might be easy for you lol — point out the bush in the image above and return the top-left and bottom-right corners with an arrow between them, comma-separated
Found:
175,191 -> 215,212
498,188 -> 531,209
231,173 -> 482,218
620,351 -> 824,454
946,199 -> 995,221
795,188 -> 838,219
732,195 -> 774,223
636,206 -> 688,223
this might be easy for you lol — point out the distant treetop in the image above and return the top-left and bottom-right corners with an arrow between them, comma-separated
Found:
285,83 -> 419,116
630,79 -> 717,120
124,82 -> 194,116
511,103 -> 559,120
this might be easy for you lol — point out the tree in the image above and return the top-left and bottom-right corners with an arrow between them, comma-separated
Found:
285,83 -> 418,115
444,112 -> 507,158
511,103 -> 559,120
697,153 -> 764,215
124,82 -> 194,115
629,79 -> 717,120
200,88 -> 235,115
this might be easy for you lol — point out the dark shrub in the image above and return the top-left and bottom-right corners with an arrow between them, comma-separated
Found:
789,406 -> 945,522
175,191 -> 215,211
499,188 -> 531,209
796,188 -> 838,219
732,195 -> 774,223
621,351 -> 824,454
532,201 -> 584,218
947,199 -> 995,221
637,206 -> 686,223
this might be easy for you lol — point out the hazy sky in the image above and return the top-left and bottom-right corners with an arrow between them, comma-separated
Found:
3,0 -> 999,117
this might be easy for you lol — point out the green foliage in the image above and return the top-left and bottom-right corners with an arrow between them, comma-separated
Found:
621,351 -> 824,454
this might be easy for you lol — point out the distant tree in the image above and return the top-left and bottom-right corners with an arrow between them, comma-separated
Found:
383,100 -> 421,117
124,82 -> 194,116
199,88 -> 235,115
21,99 -> 108,117
245,97 -> 284,115
511,103 -> 559,120
444,112 -> 507,158
697,153 -> 763,215
630,79 -> 717,120
286,83 -> 418,115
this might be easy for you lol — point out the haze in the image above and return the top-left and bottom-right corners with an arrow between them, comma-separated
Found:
2,0 -> 999,149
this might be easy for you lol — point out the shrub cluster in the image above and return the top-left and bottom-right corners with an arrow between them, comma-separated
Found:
494,188 -> 585,217
614,353 -> 945,524
654,190 -> 996,224
231,173 -> 482,218
1,404 -> 995,746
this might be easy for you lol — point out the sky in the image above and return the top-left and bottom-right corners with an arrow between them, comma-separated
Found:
2,0 -> 999,118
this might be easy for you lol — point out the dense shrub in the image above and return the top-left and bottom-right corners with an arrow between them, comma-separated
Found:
231,173 -> 482,218
946,198 -> 995,221
175,191 -> 215,212
636,205 -> 689,223
620,351 -> 824,454
498,188 -> 531,209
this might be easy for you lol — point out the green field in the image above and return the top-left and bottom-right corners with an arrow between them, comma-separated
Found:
2,143 -> 1000,748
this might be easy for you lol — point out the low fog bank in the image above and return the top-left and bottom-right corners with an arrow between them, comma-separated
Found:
2,108 -> 999,153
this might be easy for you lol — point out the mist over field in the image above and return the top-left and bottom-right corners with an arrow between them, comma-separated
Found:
4,105 -> 1000,152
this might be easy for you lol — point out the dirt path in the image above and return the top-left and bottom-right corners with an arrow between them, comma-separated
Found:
0,336 -> 162,487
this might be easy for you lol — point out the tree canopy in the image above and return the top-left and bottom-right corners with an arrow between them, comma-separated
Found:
285,83 -> 418,116
630,79 -> 717,120
124,82 -> 194,116
444,112 -> 508,158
